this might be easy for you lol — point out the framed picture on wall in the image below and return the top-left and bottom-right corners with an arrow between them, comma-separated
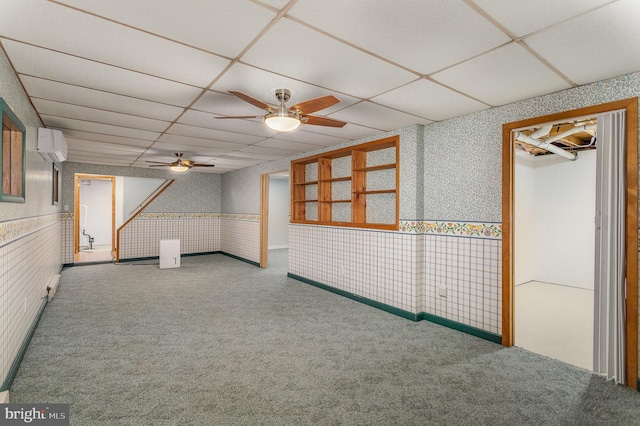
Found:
52,163 -> 59,206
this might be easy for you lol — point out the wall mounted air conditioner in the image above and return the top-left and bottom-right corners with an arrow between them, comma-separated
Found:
37,128 -> 68,162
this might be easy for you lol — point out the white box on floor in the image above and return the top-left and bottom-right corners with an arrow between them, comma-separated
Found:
159,239 -> 180,269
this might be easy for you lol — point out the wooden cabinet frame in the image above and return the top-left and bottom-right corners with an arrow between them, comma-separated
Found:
291,136 -> 399,230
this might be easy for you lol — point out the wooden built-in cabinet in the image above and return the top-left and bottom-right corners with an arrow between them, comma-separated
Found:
291,136 -> 399,230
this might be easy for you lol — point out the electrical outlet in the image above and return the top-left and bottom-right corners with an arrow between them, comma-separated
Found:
438,287 -> 447,298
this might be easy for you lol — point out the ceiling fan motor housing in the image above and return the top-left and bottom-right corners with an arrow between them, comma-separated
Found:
275,88 -> 291,103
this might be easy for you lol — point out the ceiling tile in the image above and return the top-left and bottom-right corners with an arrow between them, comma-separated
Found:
2,40 -> 202,107
150,141 -> 235,156
430,43 -> 572,107
256,139 -> 322,152
0,0 -> 229,87
157,134 -> 250,151
191,90 -> 267,118
165,123 -> 265,145
51,129 -> 154,148
22,76 -> 184,121
181,107 -> 274,137
328,102 -> 432,130
228,151 -> 286,161
67,153 -> 135,164
525,0 -> 640,85
209,63 -> 360,114
66,138 -> 147,153
33,99 -> 171,132
239,145 -> 301,157
255,0 -> 291,10
65,140 -> 146,157
372,79 -> 487,121
241,19 -> 417,98
41,116 -> 161,140
473,0 -> 613,37
294,123 -> 383,141
267,130 -> 348,147
288,0 -> 510,74
55,0 -> 277,58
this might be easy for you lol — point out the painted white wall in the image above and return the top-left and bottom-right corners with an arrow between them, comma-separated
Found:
515,150 -> 596,289
79,179 -> 112,247
268,177 -> 289,249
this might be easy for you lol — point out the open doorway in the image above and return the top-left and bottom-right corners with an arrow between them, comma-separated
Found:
513,116 -> 597,370
74,174 -> 115,264
502,98 -> 638,389
260,170 -> 290,269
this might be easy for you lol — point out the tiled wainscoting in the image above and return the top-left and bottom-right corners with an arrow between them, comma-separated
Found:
118,213 -> 220,260
61,213 -> 74,264
423,233 -> 501,335
289,225 -> 421,313
0,214 -> 61,389
219,215 -> 260,264
289,220 -> 502,339
61,213 -> 260,264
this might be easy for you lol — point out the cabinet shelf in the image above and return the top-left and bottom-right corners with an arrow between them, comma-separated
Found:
294,180 -> 319,186
325,176 -> 351,183
353,163 -> 396,172
353,189 -> 396,195
291,136 -> 399,229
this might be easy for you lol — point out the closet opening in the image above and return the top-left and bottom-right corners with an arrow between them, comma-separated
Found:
502,98 -> 638,389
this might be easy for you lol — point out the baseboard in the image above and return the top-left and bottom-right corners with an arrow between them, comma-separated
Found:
287,273 -> 419,321
221,252 -> 260,267
1,298 -> 48,392
117,251 -> 221,264
268,245 -> 289,250
288,273 -> 502,344
417,312 -> 502,343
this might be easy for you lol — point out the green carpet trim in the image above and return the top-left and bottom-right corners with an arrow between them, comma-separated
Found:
221,252 -> 260,267
1,297 -> 48,392
288,273 -> 418,321
417,312 -> 502,343
288,273 -> 502,344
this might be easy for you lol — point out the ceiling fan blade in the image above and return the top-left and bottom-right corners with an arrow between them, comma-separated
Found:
146,160 -> 171,164
148,164 -> 168,167
228,91 -> 273,110
214,115 -> 264,119
192,164 -> 216,167
303,115 -> 347,128
291,95 -> 340,114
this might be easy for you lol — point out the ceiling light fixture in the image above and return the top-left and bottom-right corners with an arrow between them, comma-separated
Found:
169,162 -> 190,173
263,89 -> 302,132
264,109 -> 301,132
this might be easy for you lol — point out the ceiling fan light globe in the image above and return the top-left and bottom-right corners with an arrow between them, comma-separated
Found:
264,111 -> 301,132
169,164 -> 190,173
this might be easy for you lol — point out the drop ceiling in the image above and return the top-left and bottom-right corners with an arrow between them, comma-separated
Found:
1,0 -> 639,173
